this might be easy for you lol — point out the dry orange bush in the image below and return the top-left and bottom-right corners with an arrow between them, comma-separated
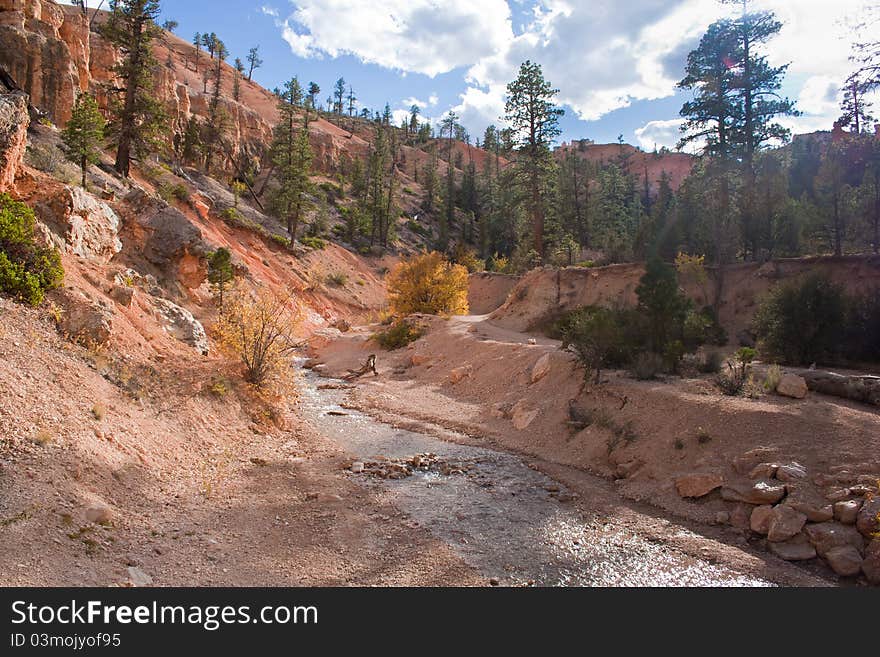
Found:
213,284 -> 303,387
386,251 -> 469,317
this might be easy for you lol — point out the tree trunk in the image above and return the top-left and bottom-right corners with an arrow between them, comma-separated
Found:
115,17 -> 144,178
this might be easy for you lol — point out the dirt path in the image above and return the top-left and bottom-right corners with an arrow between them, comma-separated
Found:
301,369 -> 829,587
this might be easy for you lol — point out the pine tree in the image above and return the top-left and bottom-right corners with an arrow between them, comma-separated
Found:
503,60 -> 564,259
269,78 -> 312,240
203,38 -> 228,173
207,247 -> 234,309
62,94 -> 105,188
334,78 -> 346,114
192,32 -> 201,70
246,46 -> 262,82
307,82 -> 320,111
102,0 -> 166,178
722,0 -> 799,260
232,57 -> 244,101
181,115 -> 202,166
839,72 -> 875,134
347,85 -> 356,117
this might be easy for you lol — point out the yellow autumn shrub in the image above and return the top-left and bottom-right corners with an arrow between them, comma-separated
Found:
386,251 -> 469,317
213,284 -> 303,387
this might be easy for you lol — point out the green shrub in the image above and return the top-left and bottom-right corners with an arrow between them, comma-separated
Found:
269,233 -> 291,248
158,182 -> 188,203
845,289 -> 880,363
301,236 -> 326,250
560,306 -> 629,383
636,258 -> 691,354
716,348 -> 756,396
700,351 -> 723,374
630,352 -> 664,380
373,320 -> 423,350
684,306 -> 727,349
0,194 -> 64,306
326,272 -> 348,287
764,364 -> 783,392
754,274 -> 846,365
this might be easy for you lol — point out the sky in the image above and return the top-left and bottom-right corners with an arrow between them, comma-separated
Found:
69,0 -> 878,151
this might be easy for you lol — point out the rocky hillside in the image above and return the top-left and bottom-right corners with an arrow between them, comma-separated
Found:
556,139 -> 696,194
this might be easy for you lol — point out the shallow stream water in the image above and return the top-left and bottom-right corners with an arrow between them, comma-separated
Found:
300,370 -> 773,587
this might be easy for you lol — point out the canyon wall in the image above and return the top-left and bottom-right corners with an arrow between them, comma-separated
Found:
0,0 -> 371,177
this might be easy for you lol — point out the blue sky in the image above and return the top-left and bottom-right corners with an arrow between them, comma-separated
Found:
74,0 -> 876,150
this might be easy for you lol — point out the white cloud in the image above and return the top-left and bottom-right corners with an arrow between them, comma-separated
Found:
276,0 -> 514,78
260,5 -> 279,18
268,0 -> 871,139
401,94 -> 438,110
634,119 -> 684,151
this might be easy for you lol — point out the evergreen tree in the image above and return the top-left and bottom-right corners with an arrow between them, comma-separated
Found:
246,46 -> 262,82
347,85 -> 357,117
269,78 -> 312,240
207,247 -> 234,309
334,78 -> 346,114
102,0 -> 166,177
181,115 -> 202,166
839,72 -> 875,134
62,94 -> 105,188
192,32 -> 201,70
307,82 -> 320,110
203,38 -> 228,173
232,57 -> 244,101
503,60 -> 564,259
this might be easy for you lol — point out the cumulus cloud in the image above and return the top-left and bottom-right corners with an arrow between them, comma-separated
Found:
269,0 -> 871,138
634,119 -> 684,151
276,0 -> 513,77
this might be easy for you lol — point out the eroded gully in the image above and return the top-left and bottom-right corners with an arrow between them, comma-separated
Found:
300,369 -> 778,587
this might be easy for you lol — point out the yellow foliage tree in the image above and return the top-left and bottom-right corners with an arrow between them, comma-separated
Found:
213,284 -> 303,386
386,251 -> 469,317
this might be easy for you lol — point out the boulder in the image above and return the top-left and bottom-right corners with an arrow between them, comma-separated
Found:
856,496 -> 880,538
110,285 -> 134,308
775,462 -> 807,482
767,505 -> 807,542
833,499 -> 862,525
448,365 -> 472,384
54,287 -> 114,346
786,500 -> 834,523
152,297 -> 209,355
409,354 -> 431,367
127,566 -> 153,587
862,539 -> 880,585
732,447 -> 780,475
675,474 -> 723,499
36,186 -> 122,261
804,522 -> 865,557
85,503 -> 113,525
823,546 -> 863,577
749,505 -> 773,535
0,92 -> 28,192
768,533 -> 817,562
529,353 -> 551,384
729,503 -> 753,530
776,374 -> 808,399
720,480 -> 786,505
510,400 -> 538,430
119,190 -> 208,288
748,463 -> 778,480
